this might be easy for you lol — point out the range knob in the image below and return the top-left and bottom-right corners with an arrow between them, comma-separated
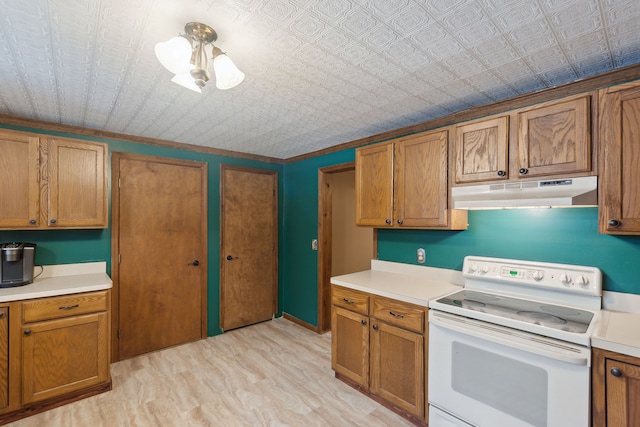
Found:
532,270 -> 545,281
468,263 -> 478,273
479,264 -> 490,274
574,275 -> 590,287
559,274 -> 572,285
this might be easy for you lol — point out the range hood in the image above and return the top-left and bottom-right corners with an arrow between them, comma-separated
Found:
452,176 -> 597,209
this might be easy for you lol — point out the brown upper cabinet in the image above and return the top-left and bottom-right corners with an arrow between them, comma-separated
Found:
0,129 -> 108,230
454,95 -> 592,184
454,116 -> 509,183
355,129 -> 467,230
599,81 -> 640,234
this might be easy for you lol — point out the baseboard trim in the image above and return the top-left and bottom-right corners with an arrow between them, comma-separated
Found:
282,312 -> 320,333
0,380 -> 112,425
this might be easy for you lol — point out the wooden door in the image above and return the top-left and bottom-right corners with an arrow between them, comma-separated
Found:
605,358 -> 640,426
113,153 -> 207,360
355,142 -> 394,227
220,165 -> 277,331
331,306 -> 369,388
394,130 -> 448,228
599,82 -> 640,234
22,312 -> 109,404
517,95 -> 590,178
0,307 -> 8,412
0,130 -> 40,228
46,137 -> 108,228
370,321 -> 424,418
454,116 -> 509,183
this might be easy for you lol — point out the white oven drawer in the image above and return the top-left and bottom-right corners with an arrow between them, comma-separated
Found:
428,310 -> 590,427
429,405 -> 474,427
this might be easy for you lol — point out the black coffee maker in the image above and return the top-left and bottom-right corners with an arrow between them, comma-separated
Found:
0,242 -> 36,287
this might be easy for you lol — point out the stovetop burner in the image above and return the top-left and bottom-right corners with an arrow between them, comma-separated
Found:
435,290 -> 594,334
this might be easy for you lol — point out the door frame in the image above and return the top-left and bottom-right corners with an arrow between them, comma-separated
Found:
219,164 -> 278,331
111,152 -> 208,362
317,162 -> 377,333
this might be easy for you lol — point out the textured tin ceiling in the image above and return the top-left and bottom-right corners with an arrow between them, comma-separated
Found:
0,0 -> 639,159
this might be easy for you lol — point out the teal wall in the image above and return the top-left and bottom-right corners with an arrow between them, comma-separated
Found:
5,123 -> 640,331
0,124 -> 284,336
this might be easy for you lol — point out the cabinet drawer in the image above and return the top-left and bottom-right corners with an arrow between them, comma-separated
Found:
332,286 -> 369,315
22,291 -> 109,323
372,297 -> 424,334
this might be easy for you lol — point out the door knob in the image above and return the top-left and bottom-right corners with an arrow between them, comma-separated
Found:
192,260 -> 200,266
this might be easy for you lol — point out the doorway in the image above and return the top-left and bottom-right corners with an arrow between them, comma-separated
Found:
111,153 -> 208,361
220,165 -> 278,331
318,163 -> 374,333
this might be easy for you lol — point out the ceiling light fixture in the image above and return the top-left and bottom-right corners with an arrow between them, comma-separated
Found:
155,22 -> 245,93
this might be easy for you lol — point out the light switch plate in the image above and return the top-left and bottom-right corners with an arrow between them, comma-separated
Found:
312,239 -> 318,251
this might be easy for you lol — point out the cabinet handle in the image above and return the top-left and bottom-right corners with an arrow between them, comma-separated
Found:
342,298 -> 354,304
191,260 -> 200,266
397,219 -> 403,225
372,324 -> 378,331
385,219 -> 392,225
497,170 -> 506,177
0,312 -> 4,319
59,304 -> 79,310
24,329 -> 31,336
389,311 -> 405,319
50,219 -> 57,224
29,219 -> 36,225
361,319 -> 367,326
608,219 -> 621,228
611,368 -> 623,377
519,168 -> 528,175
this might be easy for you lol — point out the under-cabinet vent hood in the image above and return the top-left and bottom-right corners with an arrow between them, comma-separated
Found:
452,176 -> 597,209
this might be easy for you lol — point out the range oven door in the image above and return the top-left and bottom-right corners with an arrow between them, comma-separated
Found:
428,310 -> 591,427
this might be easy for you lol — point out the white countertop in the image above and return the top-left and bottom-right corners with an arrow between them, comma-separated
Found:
0,261 -> 112,303
591,310 -> 640,358
331,260 -> 463,307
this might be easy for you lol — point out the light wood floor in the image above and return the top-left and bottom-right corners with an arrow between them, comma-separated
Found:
8,318 -> 415,426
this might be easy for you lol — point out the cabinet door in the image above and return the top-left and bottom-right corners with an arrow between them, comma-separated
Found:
599,82 -> 640,234
331,306 -> 369,388
394,130 -> 448,228
517,95 -> 590,178
355,142 -> 394,227
0,130 -> 40,228
46,138 -> 108,228
22,312 -> 109,404
370,321 -> 424,418
0,307 -> 8,412
454,116 -> 509,183
605,358 -> 640,426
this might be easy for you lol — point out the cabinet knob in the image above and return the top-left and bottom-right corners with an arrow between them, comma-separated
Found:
397,219 -> 403,225
192,260 -> 200,266
519,168 -> 528,175
611,368 -> 623,377
24,329 -> 31,336
385,219 -> 391,225
361,319 -> 367,326
497,170 -> 506,177
226,255 -> 238,261
608,219 -> 621,228
372,324 -> 378,331
0,312 -> 4,319
50,219 -> 57,224
29,219 -> 36,225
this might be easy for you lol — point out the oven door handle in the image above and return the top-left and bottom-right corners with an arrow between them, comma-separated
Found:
430,311 -> 590,366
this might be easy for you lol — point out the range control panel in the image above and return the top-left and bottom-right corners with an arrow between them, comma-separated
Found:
463,256 -> 602,296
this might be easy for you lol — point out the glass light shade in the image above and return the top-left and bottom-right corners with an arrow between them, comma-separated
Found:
155,36 -> 192,75
213,53 -> 245,90
171,72 -> 202,93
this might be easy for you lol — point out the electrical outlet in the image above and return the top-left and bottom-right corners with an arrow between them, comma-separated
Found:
311,239 -> 318,250
417,248 -> 426,264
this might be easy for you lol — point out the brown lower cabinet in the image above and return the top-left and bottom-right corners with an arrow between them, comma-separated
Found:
0,290 -> 111,424
592,347 -> 640,426
331,285 -> 427,424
